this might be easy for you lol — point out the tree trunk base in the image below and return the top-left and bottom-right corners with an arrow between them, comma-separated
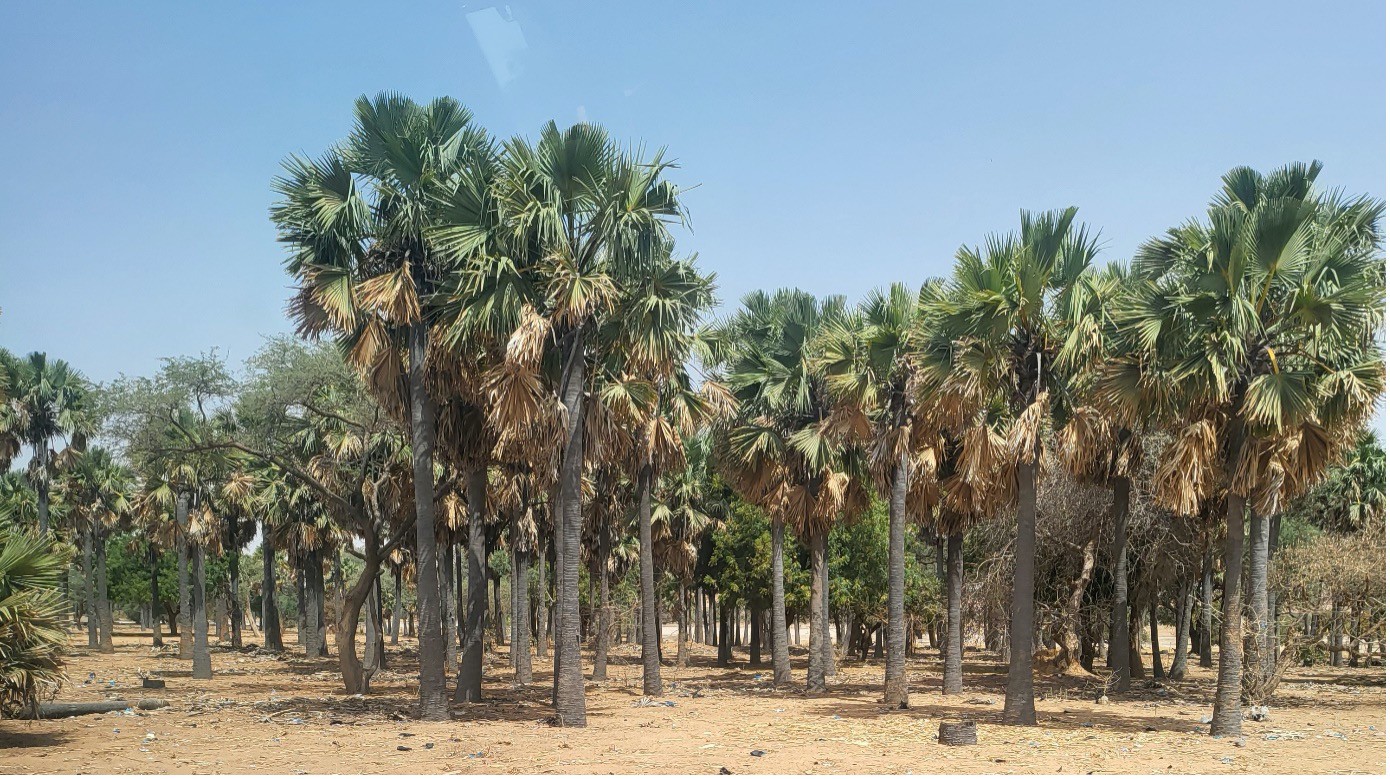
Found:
938,720 -> 977,746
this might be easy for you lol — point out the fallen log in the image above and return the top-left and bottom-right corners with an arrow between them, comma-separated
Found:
32,698 -> 169,718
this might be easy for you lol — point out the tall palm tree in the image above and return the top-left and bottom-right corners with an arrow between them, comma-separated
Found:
1056,263 -> 1147,687
272,93 -> 495,720
0,352 -> 94,536
717,289 -> 863,692
652,432 -> 726,667
0,527 -> 69,718
66,447 -> 133,653
920,209 -> 1100,725
1110,161 -> 1384,736
440,123 -> 687,726
817,282 -> 927,706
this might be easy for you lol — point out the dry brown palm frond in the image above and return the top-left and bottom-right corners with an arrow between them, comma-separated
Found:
506,305 -> 551,369
698,379 -> 737,423
1153,418 -> 1220,516
1008,390 -> 1049,465
356,261 -> 421,325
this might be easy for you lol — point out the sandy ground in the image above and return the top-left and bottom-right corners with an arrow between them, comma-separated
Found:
2,629 -> 1384,775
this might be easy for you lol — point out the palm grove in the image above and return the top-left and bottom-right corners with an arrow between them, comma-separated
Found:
0,95 -> 1384,739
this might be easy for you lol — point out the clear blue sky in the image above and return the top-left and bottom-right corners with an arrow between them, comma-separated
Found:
1,1 -> 1385,391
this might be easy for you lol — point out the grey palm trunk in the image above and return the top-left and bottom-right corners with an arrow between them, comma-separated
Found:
408,321 -> 450,721
261,524 -> 283,652
768,518 -> 792,686
593,522 -> 611,681
806,529 -> 828,692
455,467 -> 489,703
1210,491 -> 1246,737
148,543 -> 163,647
1170,576 -> 1194,679
943,531 -> 965,694
191,542 -> 212,679
96,525 -> 113,653
84,526 -> 98,648
882,454 -> 909,707
637,463 -> 663,696
1198,543 -> 1214,667
1003,459 -> 1038,726
176,493 -> 193,660
554,330 -> 587,726
1244,510 -> 1272,692
1107,476 -> 1132,691
511,519 -> 532,684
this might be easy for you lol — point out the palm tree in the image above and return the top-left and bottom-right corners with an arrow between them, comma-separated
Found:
652,433 -> 726,667
66,447 -> 133,653
272,93 -> 495,720
0,352 -> 94,536
1056,263 -> 1147,687
440,122 -> 688,725
817,283 -> 927,706
1111,161 -> 1384,736
0,527 -> 69,718
920,209 -> 1100,725
717,289 -> 864,692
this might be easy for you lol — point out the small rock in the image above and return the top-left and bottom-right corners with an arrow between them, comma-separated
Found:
423,743 -> 434,750
719,767 -> 733,775
1234,738 -> 1246,748
397,746 -> 412,752
750,750 -> 766,757
1095,695 -> 1110,705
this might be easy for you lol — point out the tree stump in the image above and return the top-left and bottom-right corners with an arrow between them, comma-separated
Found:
938,719 -> 977,746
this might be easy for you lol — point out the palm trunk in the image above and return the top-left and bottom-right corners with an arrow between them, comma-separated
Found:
456,468 -> 489,703
149,543 -> 163,647
177,493 -> 192,660
1210,491 -> 1246,737
407,320 -> 449,721
637,463 -> 662,695
1107,476 -> 1132,691
84,525 -> 98,649
768,518 -> 792,686
1170,576 -> 1193,680
807,530 -> 828,692
96,525 -> 113,653
536,540 -> 549,659
821,551 -> 836,679
226,522 -> 242,650
513,537 -> 532,684
1266,513 -> 1282,671
1198,542 -> 1214,668
304,548 -> 327,658
677,580 -> 691,667
261,526 -> 283,652
295,561 -> 306,650
1148,599 -> 1164,680
593,523 -> 611,680
943,531 -> 964,694
335,535 -> 382,694
36,444 -> 50,536
440,539 -> 458,672
1245,510 -> 1271,693
717,596 -> 732,666
554,329 -> 587,726
883,455 -> 909,707
192,543 -> 212,679
1003,459 -> 1038,726
390,566 -> 402,646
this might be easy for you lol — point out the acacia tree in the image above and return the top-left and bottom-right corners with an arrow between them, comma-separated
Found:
921,209 -> 1100,725
1112,162 -> 1384,736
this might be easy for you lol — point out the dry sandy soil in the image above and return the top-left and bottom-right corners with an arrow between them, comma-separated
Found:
2,630 -> 1384,775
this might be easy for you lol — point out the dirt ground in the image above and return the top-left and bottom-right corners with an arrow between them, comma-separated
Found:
2,629 -> 1384,775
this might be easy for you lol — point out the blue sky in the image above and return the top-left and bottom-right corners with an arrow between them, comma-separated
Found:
1,1 -> 1385,393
